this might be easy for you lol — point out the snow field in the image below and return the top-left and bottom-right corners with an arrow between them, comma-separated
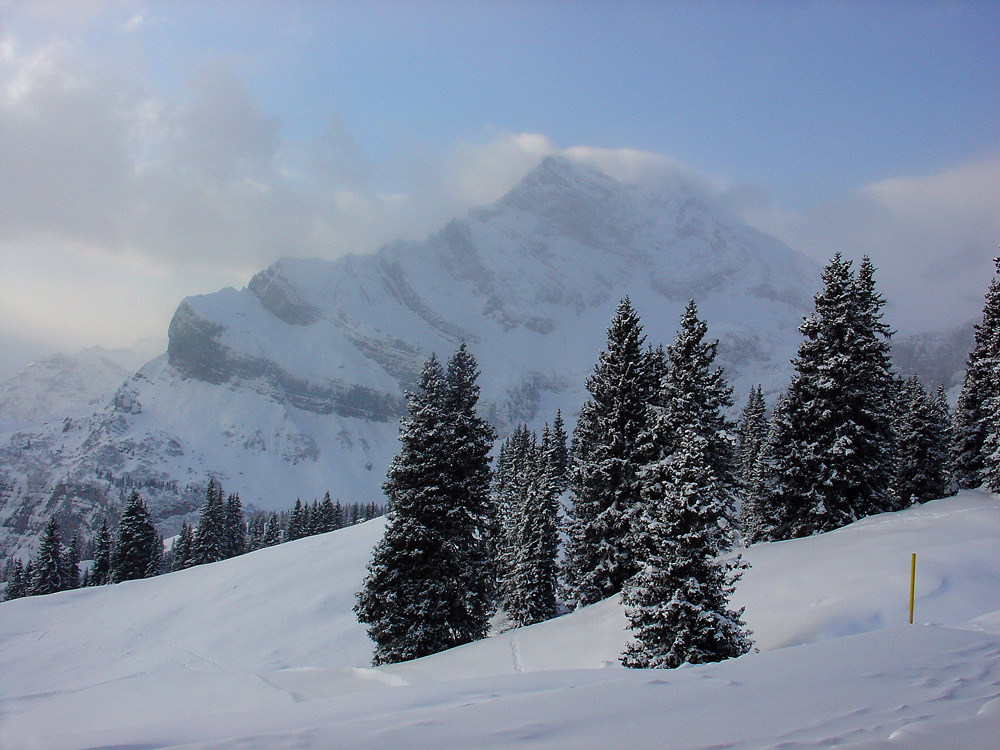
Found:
2,491 -> 1000,748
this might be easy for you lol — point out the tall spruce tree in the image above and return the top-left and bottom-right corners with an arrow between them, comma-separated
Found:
739,394 -> 787,545
111,491 -> 162,582
736,386 -> 767,491
224,493 -> 246,557
31,516 -> 65,595
563,298 -> 654,608
91,518 -> 113,585
894,376 -> 955,505
355,346 -> 494,665
621,426 -> 752,668
507,424 -> 561,626
192,480 -> 227,564
640,300 -> 738,553
285,499 -> 306,542
172,522 -> 195,570
493,424 -> 537,610
263,513 -> 282,547
954,258 -> 1000,490
441,343 -> 497,633
757,255 -> 896,539
246,514 -> 266,551
2,558 -> 29,601
61,534 -> 81,590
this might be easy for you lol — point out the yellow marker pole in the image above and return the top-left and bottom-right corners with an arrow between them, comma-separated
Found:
909,553 -> 916,625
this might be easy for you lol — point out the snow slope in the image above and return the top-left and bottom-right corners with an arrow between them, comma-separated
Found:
2,491 -> 1000,749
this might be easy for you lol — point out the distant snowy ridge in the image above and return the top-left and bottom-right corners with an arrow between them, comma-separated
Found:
0,339 -> 162,427
2,156 -> 822,556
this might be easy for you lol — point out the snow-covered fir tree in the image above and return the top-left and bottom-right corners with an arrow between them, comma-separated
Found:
549,410 -> 569,491
263,513 -> 282,546
224,493 -> 246,558
893,376 -> 955,505
954,257 -> 1000,490
61,534 -> 81,591
192,480 -> 228,565
355,346 -> 494,665
285,499 -> 307,542
90,518 -> 113,585
640,300 -> 738,554
31,516 -> 65,595
246,515 -> 266,551
563,298 -> 655,608
621,426 -> 752,669
171,522 -> 195,570
736,386 -> 767,492
499,422 -> 563,628
739,394 -> 787,545
493,424 -> 537,609
757,255 -> 897,539
110,491 -> 162,583
1,558 -> 29,601
315,493 -> 338,534
440,343 -> 497,632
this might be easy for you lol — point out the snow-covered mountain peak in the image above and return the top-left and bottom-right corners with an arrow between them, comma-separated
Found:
1,158 -> 822,557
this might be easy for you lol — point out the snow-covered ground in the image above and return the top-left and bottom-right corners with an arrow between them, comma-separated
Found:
3,491 -> 1000,749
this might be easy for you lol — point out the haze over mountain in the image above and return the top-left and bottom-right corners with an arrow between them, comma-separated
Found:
3,156 -> 824,556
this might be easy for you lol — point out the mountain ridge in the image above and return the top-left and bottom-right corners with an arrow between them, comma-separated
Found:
1,156 -> 821,558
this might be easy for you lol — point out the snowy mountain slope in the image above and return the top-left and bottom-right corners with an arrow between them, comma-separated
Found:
0,157 -> 820,557
2,491 -> 999,749
0,340 -> 162,428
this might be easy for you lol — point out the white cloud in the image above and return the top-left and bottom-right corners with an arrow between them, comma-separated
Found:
741,157 -> 1000,334
121,12 -> 147,33
1,23 -> 996,379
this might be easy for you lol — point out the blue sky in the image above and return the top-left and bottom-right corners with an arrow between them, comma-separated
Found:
1,1 -> 998,376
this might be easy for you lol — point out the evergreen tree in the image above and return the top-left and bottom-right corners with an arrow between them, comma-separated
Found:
172,522 -> 195,570
758,255 -> 896,539
739,395 -> 786,545
507,424 -> 561,626
31,516 -> 65,595
563,298 -> 654,608
894,376 -> 955,505
111,491 -> 162,582
440,343 -> 497,632
315,493 -> 337,534
332,500 -> 344,530
2,558 -> 30,601
621,427 -> 752,668
262,513 -> 282,547
955,258 -> 1000,492
549,410 -> 569,494
301,501 -> 313,536
492,424 -> 536,609
642,300 -> 737,552
285,499 -> 306,541
61,534 -> 81,590
736,386 -> 767,492
91,518 -> 113,585
192,480 -> 227,564
355,346 -> 494,665
224,493 -> 246,557
246,514 -> 266,551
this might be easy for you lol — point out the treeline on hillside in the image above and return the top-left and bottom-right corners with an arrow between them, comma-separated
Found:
357,253 -> 1000,671
1,481 -> 384,602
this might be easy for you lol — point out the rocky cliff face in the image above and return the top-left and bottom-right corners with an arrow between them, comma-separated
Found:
0,157 -> 821,559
